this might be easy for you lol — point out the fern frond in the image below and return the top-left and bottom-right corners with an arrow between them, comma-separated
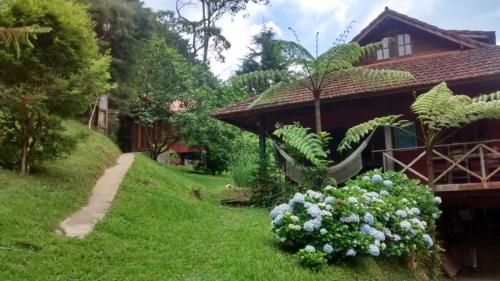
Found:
316,43 -> 364,73
472,91 -> 500,102
338,115 -> 411,152
230,69 -> 291,88
273,39 -> 315,65
273,124 -> 328,167
411,82 -> 469,130
465,100 -> 500,123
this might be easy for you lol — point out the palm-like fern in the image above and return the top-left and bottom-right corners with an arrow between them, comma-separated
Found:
230,26 -> 414,133
273,124 -> 328,168
0,25 -> 51,57
338,115 -> 411,152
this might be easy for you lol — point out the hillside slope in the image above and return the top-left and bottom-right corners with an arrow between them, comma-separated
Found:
0,121 -> 417,280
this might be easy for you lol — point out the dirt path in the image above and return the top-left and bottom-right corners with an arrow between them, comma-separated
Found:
58,153 -> 135,238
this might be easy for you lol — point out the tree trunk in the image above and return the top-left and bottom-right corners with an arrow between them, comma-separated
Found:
314,95 -> 322,134
20,139 -> 28,175
202,0 -> 209,63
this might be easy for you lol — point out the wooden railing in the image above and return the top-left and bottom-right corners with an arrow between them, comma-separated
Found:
374,140 -> 500,190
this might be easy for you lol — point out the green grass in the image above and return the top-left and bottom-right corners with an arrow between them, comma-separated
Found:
0,121 -> 417,280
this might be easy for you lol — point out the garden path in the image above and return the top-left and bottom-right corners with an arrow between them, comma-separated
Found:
58,153 -> 135,238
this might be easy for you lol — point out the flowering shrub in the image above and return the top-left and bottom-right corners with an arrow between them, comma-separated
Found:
270,169 -> 442,268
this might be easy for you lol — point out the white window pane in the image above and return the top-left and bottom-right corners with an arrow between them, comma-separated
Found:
404,33 -> 410,43
405,44 -> 412,55
398,46 -> 405,56
397,34 -> 404,46
383,49 -> 389,58
377,49 -> 383,60
382,38 -> 389,47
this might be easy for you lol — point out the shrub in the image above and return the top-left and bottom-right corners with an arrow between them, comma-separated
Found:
270,169 -> 442,268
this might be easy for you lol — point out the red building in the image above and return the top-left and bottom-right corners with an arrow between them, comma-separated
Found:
214,8 -> 500,276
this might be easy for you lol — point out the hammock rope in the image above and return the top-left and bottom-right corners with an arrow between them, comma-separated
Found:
273,132 -> 375,184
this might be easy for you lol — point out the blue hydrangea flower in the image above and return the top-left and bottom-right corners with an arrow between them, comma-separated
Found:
369,228 -> 385,241
271,203 -> 291,219
304,202 -> 312,208
434,196 -> 442,204
311,218 -> 322,229
307,190 -> 322,200
395,210 -> 408,218
289,193 -> 305,205
393,234 -> 401,241
323,244 -> 333,254
360,224 -> 371,233
364,212 -> 375,225
346,248 -> 357,256
400,220 -> 412,231
422,234 -> 434,248
410,207 -> 421,215
368,244 -> 380,256
325,204 -> 333,211
380,190 -> 389,196
383,180 -> 393,187
371,174 -> 383,183
365,192 -> 380,198
304,245 -> 316,253
272,214 -> 283,225
307,204 -> 322,218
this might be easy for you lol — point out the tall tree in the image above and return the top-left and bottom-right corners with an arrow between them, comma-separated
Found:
175,0 -> 268,63
0,0 -> 113,174
233,28 -> 413,133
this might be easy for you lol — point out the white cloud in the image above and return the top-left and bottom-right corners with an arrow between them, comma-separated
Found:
360,0 -> 438,28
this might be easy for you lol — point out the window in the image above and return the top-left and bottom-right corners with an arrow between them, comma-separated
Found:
394,122 -> 417,148
376,38 -> 390,60
397,34 -> 412,56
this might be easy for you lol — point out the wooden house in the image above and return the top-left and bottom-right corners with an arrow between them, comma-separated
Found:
214,8 -> 500,276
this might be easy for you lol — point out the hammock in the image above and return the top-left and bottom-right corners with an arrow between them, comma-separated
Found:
273,132 -> 375,185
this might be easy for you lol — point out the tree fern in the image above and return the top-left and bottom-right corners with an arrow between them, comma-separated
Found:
273,124 -> 328,168
338,115 -> 411,152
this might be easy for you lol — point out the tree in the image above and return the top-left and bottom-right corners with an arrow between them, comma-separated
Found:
233,27 -> 413,133
129,37 -> 194,161
236,27 -> 286,94
0,0 -> 112,174
175,0 -> 269,63
338,82 -> 500,186
0,25 -> 51,57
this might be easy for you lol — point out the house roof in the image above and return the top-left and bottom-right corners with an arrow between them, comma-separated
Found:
213,8 -> 500,119
351,7 -> 490,48
214,46 -> 500,118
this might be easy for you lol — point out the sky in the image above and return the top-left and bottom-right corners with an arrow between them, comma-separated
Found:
144,0 -> 500,79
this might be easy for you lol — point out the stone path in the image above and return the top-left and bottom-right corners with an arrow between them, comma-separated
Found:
58,153 -> 135,238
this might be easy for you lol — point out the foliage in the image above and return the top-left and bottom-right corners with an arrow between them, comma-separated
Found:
273,123 -> 329,168
270,170 -> 442,268
129,37 -> 193,160
338,115 -> 411,152
175,0 -> 269,63
232,27 -> 413,133
228,133 -> 259,187
0,25 -> 51,57
0,0 -> 112,174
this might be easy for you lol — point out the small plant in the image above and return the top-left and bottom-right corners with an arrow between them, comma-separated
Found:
270,170 -> 441,268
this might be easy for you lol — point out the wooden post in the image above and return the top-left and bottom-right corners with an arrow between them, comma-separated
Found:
479,145 -> 487,188
258,117 -> 267,183
384,127 -> 395,170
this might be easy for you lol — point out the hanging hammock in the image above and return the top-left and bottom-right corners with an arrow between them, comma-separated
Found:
273,132 -> 375,185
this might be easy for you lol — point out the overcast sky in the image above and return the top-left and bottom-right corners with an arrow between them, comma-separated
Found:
144,0 -> 500,79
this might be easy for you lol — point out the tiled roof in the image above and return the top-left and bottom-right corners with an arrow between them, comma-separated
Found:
352,8 -> 490,48
214,46 -> 500,118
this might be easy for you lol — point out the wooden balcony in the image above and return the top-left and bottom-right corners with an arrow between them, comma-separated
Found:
375,140 -> 500,192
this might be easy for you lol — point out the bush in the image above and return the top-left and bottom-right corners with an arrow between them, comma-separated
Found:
270,169 -> 442,268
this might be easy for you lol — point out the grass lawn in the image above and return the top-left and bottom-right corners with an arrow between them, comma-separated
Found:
0,121 -> 417,280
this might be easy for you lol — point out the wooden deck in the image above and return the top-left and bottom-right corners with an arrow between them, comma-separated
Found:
376,140 -> 500,193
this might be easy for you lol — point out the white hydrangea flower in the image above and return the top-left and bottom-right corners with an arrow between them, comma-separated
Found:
324,196 -> 334,204
368,244 -> 380,256
306,190 -> 322,200
400,220 -> 412,231
371,174 -> 383,183
303,221 -> 315,232
340,213 -> 360,223
347,197 -> 358,204
380,190 -> 390,196
346,248 -> 356,256
307,204 -> 322,217
320,228 -> 327,235
383,180 -> 393,187
325,204 -> 333,211
364,212 -> 375,225
291,215 -> 299,222
304,245 -> 316,253
434,196 -> 442,204
362,176 -> 370,181
324,185 -> 335,191
410,207 -> 421,215
395,210 -> 408,218
271,203 -> 291,219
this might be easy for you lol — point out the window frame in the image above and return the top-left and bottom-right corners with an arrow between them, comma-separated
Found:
397,33 -> 412,57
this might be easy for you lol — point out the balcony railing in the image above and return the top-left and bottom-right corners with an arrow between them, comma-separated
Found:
374,140 -> 500,191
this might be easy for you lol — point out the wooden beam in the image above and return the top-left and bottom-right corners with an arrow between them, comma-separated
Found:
258,117 -> 267,182
384,127 -> 394,170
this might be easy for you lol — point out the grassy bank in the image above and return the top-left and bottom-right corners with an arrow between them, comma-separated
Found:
0,122 -> 416,280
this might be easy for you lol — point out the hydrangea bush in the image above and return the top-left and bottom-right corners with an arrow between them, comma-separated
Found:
270,170 -> 442,268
